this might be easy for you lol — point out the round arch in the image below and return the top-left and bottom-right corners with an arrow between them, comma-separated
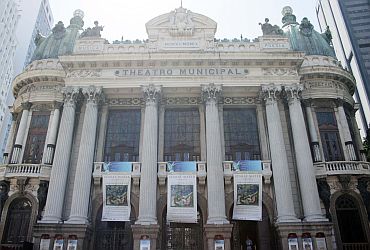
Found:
330,191 -> 370,249
0,192 -> 39,244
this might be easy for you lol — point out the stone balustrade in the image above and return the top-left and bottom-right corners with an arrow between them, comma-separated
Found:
222,160 -> 273,185
92,162 -> 141,186
315,161 -> 370,177
0,164 -> 52,181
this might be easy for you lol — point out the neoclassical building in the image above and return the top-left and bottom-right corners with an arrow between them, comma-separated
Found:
0,5 -> 369,250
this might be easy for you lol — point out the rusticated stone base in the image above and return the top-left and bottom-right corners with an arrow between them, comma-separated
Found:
204,223 -> 233,250
131,224 -> 160,250
33,223 -> 92,250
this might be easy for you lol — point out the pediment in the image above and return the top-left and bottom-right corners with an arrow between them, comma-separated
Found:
145,7 -> 217,51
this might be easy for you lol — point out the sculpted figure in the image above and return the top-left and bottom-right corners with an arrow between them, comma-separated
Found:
52,21 -> 66,39
80,21 -> 104,38
259,18 -> 283,36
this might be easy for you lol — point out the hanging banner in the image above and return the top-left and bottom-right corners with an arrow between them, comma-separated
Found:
53,239 -> 64,250
40,238 -> 50,250
167,161 -> 197,172
102,174 -> 131,221
67,239 -> 77,250
103,162 -> 132,172
167,173 -> 197,223
233,173 -> 262,221
232,160 -> 262,171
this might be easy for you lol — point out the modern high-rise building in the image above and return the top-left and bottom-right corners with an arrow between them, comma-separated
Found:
0,5 -> 370,250
0,0 -> 54,161
316,0 -> 370,138
0,0 -> 20,161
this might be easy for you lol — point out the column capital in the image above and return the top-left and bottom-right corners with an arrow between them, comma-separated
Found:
285,84 -> 303,104
62,86 -> 80,106
21,102 -> 32,111
142,84 -> 161,104
261,84 -> 281,105
82,85 -> 103,104
52,101 -> 63,110
201,83 -> 222,104
335,98 -> 345,107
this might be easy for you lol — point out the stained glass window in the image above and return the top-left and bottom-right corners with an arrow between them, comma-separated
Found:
316,111 -> 344,161
164,109 -> 200,162
104,110 -> 141,162
23,112 -> 50,164
223,109 -> 261,161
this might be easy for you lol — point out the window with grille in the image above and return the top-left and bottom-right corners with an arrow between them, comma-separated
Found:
104,110 -> 141,162
223,108 -> 261,161
164,109 -> 200,162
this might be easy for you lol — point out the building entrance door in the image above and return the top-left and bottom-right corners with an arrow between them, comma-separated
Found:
93,206 -> 135,250
230,205 -> 276,250
161,208 -> 203,250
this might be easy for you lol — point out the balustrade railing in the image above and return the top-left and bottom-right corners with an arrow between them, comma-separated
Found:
315,161 -> 370,177
0,164 -> 51,180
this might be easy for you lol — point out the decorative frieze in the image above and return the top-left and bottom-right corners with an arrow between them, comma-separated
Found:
304,81 -> 345,91
67,69 -> 102,78
162,97 -> 201,106
262,68 -> 297,76
105,98 -> 144,106
222,96 -> 261,105
18,83 -> 63,97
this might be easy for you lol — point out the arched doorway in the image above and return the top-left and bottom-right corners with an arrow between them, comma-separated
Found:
335,194 -> 368,248
161,207 -> 203,250
230,205 -> 276,250
2,197 -> 33,244
93,205 -> 135,250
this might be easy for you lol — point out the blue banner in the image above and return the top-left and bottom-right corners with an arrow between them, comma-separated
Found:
232,160 -> 262,171
167,161 -> 197,172
103,162 -> 132,172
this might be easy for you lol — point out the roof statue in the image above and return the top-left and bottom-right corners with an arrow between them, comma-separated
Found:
281,6 -> 299,27
322,26 -> 333,45
259,18 -> 283,36
80,21 -> 104,38
281,6 -> 336,58
169,7 -> 194,36
31,10 -> 85,61
299,17 -> 314,37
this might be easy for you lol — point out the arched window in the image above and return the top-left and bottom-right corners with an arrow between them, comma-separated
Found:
3,197 -> 32,243
335,195 -> 367,245
161,206 -> 203,250
94,205 -> 135,250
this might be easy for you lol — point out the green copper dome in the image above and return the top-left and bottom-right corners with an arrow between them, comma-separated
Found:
31,10 -> 84,62
281,6 -> 336,58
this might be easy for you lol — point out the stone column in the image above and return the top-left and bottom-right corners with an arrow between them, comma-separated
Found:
202,84 -> 228,224
285,85 -> 327,222
42,102 -> 62,165
136,84 -> 161,225
337,101 -> 357,161
261,84 -> 298,223
67,86 -> 103,224
3,113 -> 17,164
304,101 -> 322,162
10,102 -> 32,164
41,87 -> 79,223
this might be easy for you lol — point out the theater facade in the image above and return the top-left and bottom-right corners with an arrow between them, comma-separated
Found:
0,5 -> 370,250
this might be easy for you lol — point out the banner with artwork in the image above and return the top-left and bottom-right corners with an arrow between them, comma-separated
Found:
232,160 -> 262,171
102,174 -> 131,221
167,161 -> 197,172
167,173 -> 197,223
232,173 -> 262,221
103,162 -> 132,172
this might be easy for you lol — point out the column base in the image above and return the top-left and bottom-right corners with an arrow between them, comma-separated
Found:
275,221 -> 334,250
204,224 -> 233,250
131,224 -> 160,250
207,216 -> 229,225
276,215 -> 301,223
303,214 -> 329,222
65,216 -> 89,224
39,215 -> 62,224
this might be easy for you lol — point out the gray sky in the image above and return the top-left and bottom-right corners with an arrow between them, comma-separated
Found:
48,0 -> 320,42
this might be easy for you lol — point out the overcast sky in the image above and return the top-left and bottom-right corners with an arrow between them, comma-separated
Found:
48,0 -> 320,43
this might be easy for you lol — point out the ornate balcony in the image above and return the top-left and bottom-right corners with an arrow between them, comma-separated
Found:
92,162 -> 141,186
0,164 -> 52,181
315,161 -> 370,177
222,160 -> 273,185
